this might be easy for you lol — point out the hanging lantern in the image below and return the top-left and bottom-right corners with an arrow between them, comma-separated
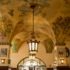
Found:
27,4 -> 40,55
28,38 -> 39,55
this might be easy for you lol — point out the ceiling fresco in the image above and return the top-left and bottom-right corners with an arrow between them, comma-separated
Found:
53,16 -> 70,45
0,0 -> 70,52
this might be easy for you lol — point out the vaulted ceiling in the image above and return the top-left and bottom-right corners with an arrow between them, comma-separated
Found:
0,0 -> 70,52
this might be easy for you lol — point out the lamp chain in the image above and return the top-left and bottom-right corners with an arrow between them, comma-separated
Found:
31,5 -> 36,39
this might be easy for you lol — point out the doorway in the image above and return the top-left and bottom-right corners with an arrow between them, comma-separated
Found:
17,57 -> 46,70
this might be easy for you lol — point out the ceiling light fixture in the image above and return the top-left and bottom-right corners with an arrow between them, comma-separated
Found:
27,4 -> 40,55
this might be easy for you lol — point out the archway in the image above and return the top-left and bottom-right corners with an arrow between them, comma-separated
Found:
17,56 -> 46,70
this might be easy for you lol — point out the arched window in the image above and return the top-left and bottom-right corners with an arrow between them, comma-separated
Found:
17,57 -> 46,70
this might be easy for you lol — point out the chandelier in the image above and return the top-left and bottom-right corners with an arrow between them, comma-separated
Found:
27,4 -> 40,55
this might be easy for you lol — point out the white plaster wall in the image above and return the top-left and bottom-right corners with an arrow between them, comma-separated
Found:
10,42 -> 70,68
10,43 -> 54,68
10,43 -> 29,68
